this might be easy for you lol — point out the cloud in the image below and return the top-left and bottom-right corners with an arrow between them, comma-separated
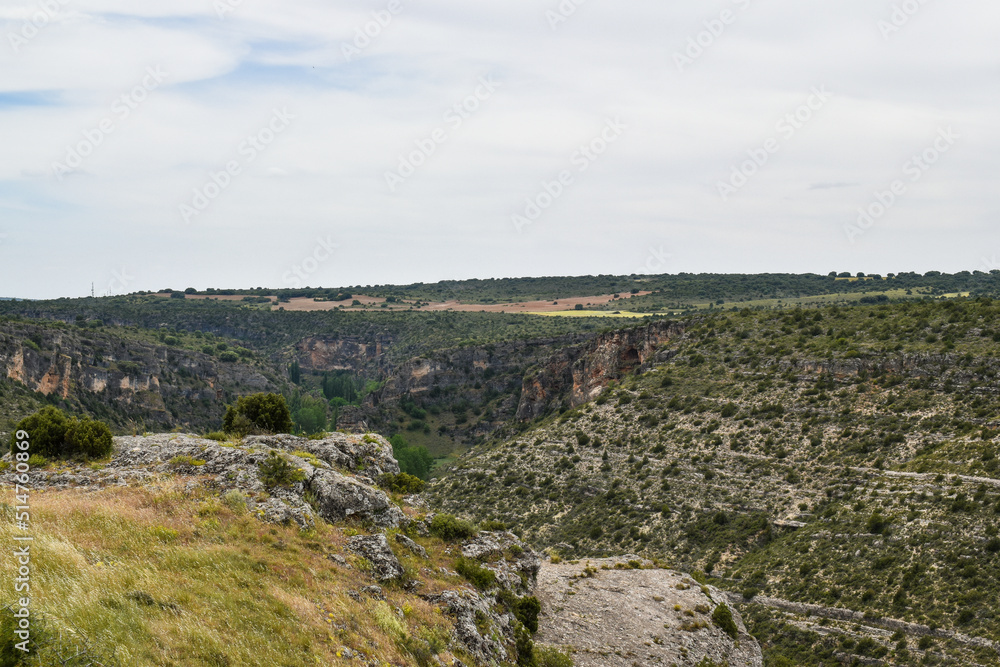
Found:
1,0 -> 998,298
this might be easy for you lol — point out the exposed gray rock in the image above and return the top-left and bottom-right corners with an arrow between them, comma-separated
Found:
254,494 -> 315,531
359,585 -> 386,600
535,558 -> 763,667
245,432 -> 399,476
462,531 -> 540,595
347,534 -> 404,582
396,533 -> 428,559
1,433 -> 406,531
425,590 -> 509,665
308,469 -> 404,528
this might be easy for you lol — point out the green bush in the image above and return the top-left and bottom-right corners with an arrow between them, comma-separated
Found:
535,645 -> 573,667
9,406 -> 67,457
64,417 -> 113,459
258,452 -> 306,488
9,408 -> 112,460
380,472 -> 427,495
479,520 -> 508,532
514,596 -> 541,633
454,557 -> 497,590
223,393 -> 293,436
711,604 -> 738,640
389,434 -> 434,479
429,514 -> 477,541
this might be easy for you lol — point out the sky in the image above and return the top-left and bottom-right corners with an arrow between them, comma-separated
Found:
1,0 -> 998,299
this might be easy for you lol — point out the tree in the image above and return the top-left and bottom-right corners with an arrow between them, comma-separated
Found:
389,434 -> 434,479
223,393 -> 293,436
9,407 -> 112,459
292,395 -> 327,435
289,360 -> 301,384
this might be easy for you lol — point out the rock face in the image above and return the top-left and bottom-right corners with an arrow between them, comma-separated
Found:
516,321 -> 685,420
5,432 -> 405,530
535,558 -> 763,667
347,534 -> 404,581
0,322 -> 282,431
462,531 -> 541,595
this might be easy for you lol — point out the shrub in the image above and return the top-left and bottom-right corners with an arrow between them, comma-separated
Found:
455,557 -> 497,590
711,604 -> 738,640
9,406 -> 67,457
218,351 -> 239,362
535,645 -> 573,667
10,408 -> 113,460
380,472 -> 427,495
429,514 -> 477,541
480,520 -> 508,532
63,417 -> 114,459
866,512 -> 890,535
223,393 -> 293,435
514,596 -> 541,633
221,489 -> 248,513
258,452 -> 306,488
168,455 -> 206,467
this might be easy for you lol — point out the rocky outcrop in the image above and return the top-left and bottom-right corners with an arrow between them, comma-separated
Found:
243,433 -> 400,476
4,433 -> 404,530
347,534 -> 404,581
395,533 -> 428,558
296,335 -> 393,375
425,590 -> 511,665
516,321 -> 685,420
462,531 -> 541,595
535,558 -> 763,667
0,322 -> 282,431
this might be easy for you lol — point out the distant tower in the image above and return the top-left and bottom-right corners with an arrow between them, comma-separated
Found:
91,282 -> 95,298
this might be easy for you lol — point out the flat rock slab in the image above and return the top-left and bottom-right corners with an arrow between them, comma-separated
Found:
535,558 -> 763,667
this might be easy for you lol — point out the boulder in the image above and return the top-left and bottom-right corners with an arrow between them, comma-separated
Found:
396,533 -> 428,559
308,469 -> 405,528
347,534 -> 404,582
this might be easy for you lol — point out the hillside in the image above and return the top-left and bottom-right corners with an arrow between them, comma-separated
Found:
0,432 -> 552,666
0,318 -> 285,435
428,298 -> 1000,665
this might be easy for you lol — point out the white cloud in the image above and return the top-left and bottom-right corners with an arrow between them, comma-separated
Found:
0,0 -> 998,298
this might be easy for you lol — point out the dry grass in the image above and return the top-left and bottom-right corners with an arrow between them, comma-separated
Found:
0,479 -> 465,666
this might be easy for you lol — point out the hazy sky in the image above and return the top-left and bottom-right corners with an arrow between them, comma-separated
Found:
1,0 -> 998,298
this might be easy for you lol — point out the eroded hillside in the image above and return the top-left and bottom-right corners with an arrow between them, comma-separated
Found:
429,299 -> 1000,665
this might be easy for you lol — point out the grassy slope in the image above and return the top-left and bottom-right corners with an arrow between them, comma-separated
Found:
429,299 -> 1000,666
0,478 -> 489,666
